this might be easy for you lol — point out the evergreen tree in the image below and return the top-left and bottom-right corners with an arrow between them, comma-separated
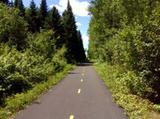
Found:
26,0 -> 39,33
77,31 -> 86,62
14,0 -> 25,16
46,7 -> 61,31
9,0 -> 14,7
14,0 -> 18,6
62,0 -> 86,63
39,0 -> 48,28
0,0 -> 9,4
62,0 -> 78,62
46,6 -> 65,48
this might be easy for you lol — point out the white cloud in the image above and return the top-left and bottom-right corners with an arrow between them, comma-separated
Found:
50,0 -> 89,17
76,22 -> 81,27
75,16 -> 78,20
49,4 -> 54,9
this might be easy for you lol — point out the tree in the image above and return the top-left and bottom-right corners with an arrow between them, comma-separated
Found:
62,0 -> 79,62
39,0 -> 48,28
61,0 -> 86,63
88,0 -> 160,102
46,7 -> 61,30
26,0 -> 39,33
9,0 -> 14,7
14,0 -> 18,6
0,0 -> 9,5
0,4 -> 27,50
14,0 -> 25,16
45,6 -> 65,48
76,31 -> 86,62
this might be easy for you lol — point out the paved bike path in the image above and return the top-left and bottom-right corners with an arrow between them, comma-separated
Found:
15,64 -> 127,119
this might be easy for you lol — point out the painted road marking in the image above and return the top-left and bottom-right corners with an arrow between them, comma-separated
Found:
77,89 -> 81,94
69,115 -> 74,119
81,79 -> 84,82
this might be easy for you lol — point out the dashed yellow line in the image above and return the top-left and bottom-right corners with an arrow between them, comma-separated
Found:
69,115 -> 74,119
81,79 -> 84,82
77,89 -> 81,94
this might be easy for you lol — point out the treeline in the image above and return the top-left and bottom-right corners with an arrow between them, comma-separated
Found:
88,0 -> 160,103
0,0 -> 86,62
0,0 -> 86,105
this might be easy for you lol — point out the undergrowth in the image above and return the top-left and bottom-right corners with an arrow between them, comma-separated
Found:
95,63 -> 160,119
0,64 -> 73,119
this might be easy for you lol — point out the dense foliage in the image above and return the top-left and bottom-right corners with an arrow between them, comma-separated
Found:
95,64 -> 157,119
25,0 -> 39,33
88,0 -> 160,103
14,0 -> 25,16
0,0 -> 9,4
39,0 -> 48,28
0,0 -> 86,106
0,4 -> 27,50
62,1 -> 86,63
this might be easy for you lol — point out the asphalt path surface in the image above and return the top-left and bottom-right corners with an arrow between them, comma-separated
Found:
15,64 -> 128,119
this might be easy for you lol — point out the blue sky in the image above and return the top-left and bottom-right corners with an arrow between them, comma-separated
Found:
22,0 -> 90,50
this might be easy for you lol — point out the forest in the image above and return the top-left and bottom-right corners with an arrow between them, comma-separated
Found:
0,0 -> 86,117
88,0 -> 160,118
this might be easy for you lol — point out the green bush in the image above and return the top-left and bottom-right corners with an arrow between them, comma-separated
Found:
0,30 -> 67,105
120,71 -> 152,97
95,64 -> 155,119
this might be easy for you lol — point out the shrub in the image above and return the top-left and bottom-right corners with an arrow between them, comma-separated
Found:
95,64 -> 155,119
0,31 -> 67,105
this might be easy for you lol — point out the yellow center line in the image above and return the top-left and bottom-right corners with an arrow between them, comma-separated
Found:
69,115 -> 74,119
77,89 -> 81,94
81,79 -> 84,82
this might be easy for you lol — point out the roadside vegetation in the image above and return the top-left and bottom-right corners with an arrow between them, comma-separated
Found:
0,0 -> 86,118
0,65 -> 73,119
95,64 -> 160,119
88,0 -> 160,118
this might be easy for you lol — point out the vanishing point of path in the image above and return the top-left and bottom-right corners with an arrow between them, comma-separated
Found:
15,64 -> 128,119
